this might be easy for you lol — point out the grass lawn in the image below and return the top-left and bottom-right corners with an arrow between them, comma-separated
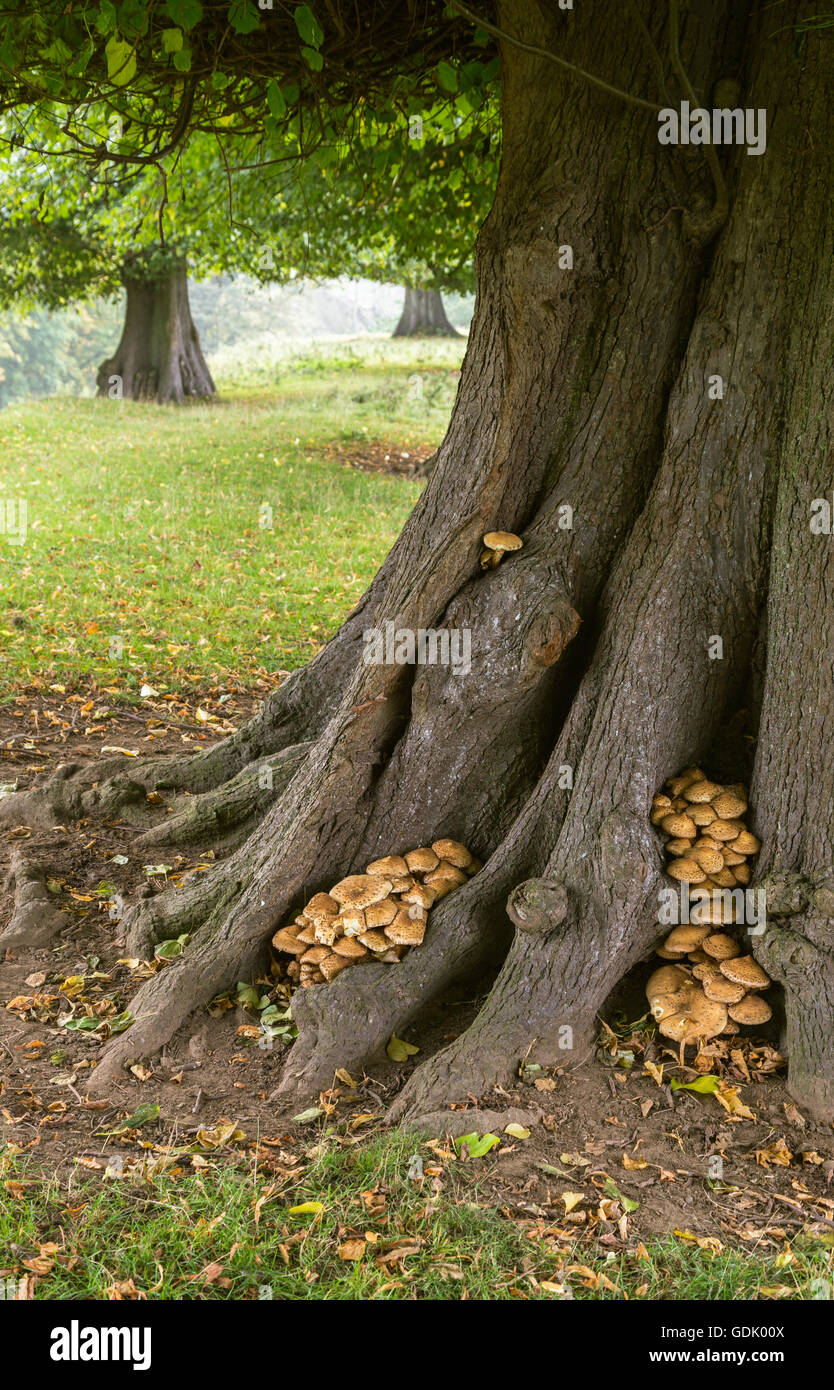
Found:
0,337 -> 463,698
3,1129 -> 831,1302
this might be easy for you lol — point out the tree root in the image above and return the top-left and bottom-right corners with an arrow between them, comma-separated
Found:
134,742 -> 311,848
0,855 -> 69,950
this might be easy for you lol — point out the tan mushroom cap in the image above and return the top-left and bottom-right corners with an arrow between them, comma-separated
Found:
709,819 -> 744,842
367,854 -> 409,879
711,791 -> 747,819
330,874 -> 393,908
666,857 -> 706,884
703,933 -> 742,960
425,865 -> 468,894
689,804 -> 717,827
364,898 -> 398,929
296,926 -> 318,945
710,867 -> 738,888
720,1018 -> 741,1035
692,847 -> 725,875
304,892 -> 340,922
728,994 -> 772,1025
661,813 -> 697,838
652,983 -> 728,1043
483,530 -> 523,554
665,837 -> 695,857
702,974 -> 747,1004
719,955 -> 771,990
722,849 -> 746,866
692,962 -> 722,983
402,883 -> 437,910
300,945 -> 329,964
666,768 -> 705,796
664,924 -> 711,952
405,847 -> 440,874
733,864 -> 752,885
272,927 -> 307,955
358,929 -> 391,953
652,794 -> 673,813
732,830 -> 761,856
385,912 -> 426,946
646,964 -> 690,1000
684,780 -> 724,804
655,943 -> 688,959
332,936 -> 370,960
690,895 -> 736,927
688,948 -> 710,964
431,839 -> 474,869
319,953 -> 351,981
388,874 -> 417,894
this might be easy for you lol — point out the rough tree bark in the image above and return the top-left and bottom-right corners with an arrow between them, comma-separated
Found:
96,255 -> 216,405
5,1 -> 834,1122
392,286 -> 459,337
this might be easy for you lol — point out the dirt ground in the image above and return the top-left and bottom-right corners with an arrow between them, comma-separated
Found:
2,686 -> 833,1245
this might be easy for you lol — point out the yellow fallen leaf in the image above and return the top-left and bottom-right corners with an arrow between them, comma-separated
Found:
288,1201 -> 324,1216
714,1084 -> 756,1121
100,746 -> 140,756
644,1060 -> 664,1086
504,1123 -> 531,1139
622,1152 -> 647,1170
562,1191 -> 586,1213
386,1034 -> 419,1062
338,1239 -> 366,1261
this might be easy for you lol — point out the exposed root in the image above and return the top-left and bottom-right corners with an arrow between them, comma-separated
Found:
135,742 -> 311,848
0,855 -> 69,950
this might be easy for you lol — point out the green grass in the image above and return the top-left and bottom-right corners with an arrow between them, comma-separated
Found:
2,1130 -> 831,1300
0,337 -> 463,696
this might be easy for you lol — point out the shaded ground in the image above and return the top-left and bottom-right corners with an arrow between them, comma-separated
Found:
1,690 -> 833,1259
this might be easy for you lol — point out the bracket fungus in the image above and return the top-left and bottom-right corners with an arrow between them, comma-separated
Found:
646,769 -> 774,1042
271,840 -> 479,991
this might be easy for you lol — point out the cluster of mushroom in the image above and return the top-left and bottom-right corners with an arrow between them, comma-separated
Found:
271,840 -> 480,990
646,767 -> 773,1043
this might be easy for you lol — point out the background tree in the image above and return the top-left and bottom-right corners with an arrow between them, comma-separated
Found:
1,1 -> 833,1123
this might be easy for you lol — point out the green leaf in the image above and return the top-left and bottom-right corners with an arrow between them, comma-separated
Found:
301,45 -> 323,71
228,0 -> 260,34
386,1034 -> 419,1062
456,1132 -> 500,1158
172,46 -> 192,71
105,36 -> 137,86
603,1176 -> 639,1212
436,60 -> 458,93
162,26 -> 184,52
670,1074 -> 721,1093
61,1015 -> 100,1031
293,4 -> 323,47
236,981 -> 260,1009
113,1103 -> 160,1130
292,1106 -> 324,1124
154,933 -> 189,961
108,1011 -> 133,1035
266,79 -> 286,118
164,0 -> 203,29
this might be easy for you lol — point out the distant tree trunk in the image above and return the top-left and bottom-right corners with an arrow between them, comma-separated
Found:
392,286 -> 459,337
97,256 -> 215,405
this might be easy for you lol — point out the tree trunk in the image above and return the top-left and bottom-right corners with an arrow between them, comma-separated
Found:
392,286 -> 459,337
96,257 -> 216,405
8,2 -> 834,1123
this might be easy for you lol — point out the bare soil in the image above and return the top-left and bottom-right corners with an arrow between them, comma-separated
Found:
2,689 -> 833,1245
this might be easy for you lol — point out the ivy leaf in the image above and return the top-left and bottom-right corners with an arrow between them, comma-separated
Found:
436,60 -> 458,92
105,37 -> 137,86
164,0 -> 203,29
161,27 -> 184,52
228,0 -> 260,34
266,78 -> 286,118
172,46 -> 192,71
293,4 -> 323,48
301,45 -> 323,71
